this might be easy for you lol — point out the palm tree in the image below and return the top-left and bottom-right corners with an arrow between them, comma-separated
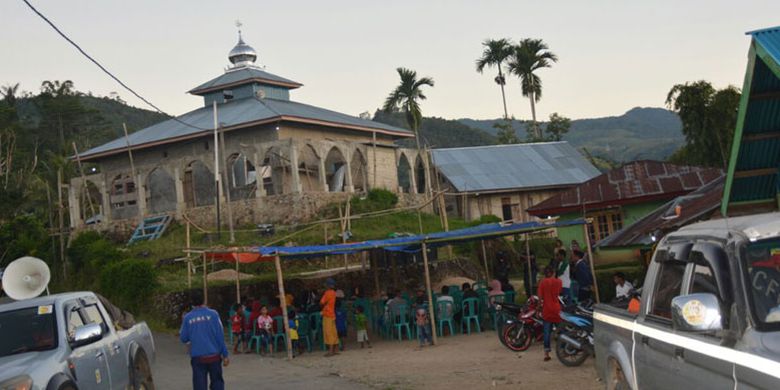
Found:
507,39 -> 558,139
383,67 -> 435,151
476,38 -> 513,119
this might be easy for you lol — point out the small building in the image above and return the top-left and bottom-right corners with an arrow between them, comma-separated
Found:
722,26 -> 780,216
69,33 -> 429,231
527,160 -> 722,262
431,142 -> 600,222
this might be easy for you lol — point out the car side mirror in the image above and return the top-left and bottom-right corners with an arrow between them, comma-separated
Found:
671,293 -> 723,332
70,323 -> 103,348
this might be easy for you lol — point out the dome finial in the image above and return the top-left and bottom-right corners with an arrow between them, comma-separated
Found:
228,21 -> 257,67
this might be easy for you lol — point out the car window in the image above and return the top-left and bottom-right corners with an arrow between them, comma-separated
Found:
743,238 -> 780,327
649,261 -> 686,320
67,307 -> 84,338
689,263 -> 718,296
83,305 -> 108,332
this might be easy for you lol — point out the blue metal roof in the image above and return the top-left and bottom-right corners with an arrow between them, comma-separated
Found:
748,26 -> 780,65
79,97 -> 411,160
431,142 -> 600,193
189,67 -> 302,94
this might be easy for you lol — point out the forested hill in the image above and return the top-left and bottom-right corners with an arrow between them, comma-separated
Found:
372,110 -> 496,148
458,107 -> 684,162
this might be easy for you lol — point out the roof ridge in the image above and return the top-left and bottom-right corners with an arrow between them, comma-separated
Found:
433,141 -> 568,152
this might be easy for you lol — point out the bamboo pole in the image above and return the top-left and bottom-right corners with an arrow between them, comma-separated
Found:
274,255 -> 294,360
372,251 -> 381,297
218,127 -> 235,243
235,255 -> 240,304
480,240 -> 490,281
57,169 -> 67,281
582,222 -> 600,303
372,131 -> 377,188
186,222 -> 192,289
525,233 -> 532,299
71,142 -> 96,217
421,242 -> 438,345
202,252 -> 208,305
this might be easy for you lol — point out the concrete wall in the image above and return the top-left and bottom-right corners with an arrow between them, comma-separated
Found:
444,189 -> 563,223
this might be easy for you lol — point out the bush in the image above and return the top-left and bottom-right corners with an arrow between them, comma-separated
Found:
67,230 -> 125,288
349,189 -> 399,214
0,214 -> 49,265
99,259 -> 158,313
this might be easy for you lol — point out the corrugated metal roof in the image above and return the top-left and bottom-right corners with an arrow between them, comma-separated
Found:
189,67 -> 302,94
722,27 -> 780,215
431,142 -> 600,192
79,97 -> 411,160
597,176 -> 724,248
528,161 -> 723,216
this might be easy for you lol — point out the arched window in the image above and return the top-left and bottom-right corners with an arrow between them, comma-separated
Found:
184,161 -> 215,207
415,155 -> 426,194
324,147 -> 347,192
147,167 -> 176,213
397,153 -> 412,193
228,153 -> 257,200
298,144 -> 322,192
351,149 -> 368,192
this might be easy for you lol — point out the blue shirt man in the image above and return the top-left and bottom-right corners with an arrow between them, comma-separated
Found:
180,291 -> 229,390
572,250 -> 594,302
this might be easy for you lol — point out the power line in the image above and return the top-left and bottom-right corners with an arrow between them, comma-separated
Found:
21,0 -> 208,131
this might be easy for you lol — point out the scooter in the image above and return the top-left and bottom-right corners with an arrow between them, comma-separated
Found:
555,303 -> 594,367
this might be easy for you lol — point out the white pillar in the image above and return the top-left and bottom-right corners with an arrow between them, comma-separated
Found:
68,183 -> 82,228
174,167 -> 185,219
136,173 -> 147,218
99,179 -> 111,224
289,142 -> 302,193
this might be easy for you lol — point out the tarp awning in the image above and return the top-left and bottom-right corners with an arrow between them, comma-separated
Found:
255,219 -> 586,259
205,250 -> 274,263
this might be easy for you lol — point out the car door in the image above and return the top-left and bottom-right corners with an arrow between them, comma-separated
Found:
83,301 -> 129,388
635,259 -> 687,389
64,301 -> 111,390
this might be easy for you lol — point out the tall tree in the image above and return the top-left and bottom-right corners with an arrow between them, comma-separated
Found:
544,112 -> 571,141
507,38 -> 558,139
666,81 -> 740,168
476,38 -> 513,119
494,117 -> 519,144
382,67 -> 435,151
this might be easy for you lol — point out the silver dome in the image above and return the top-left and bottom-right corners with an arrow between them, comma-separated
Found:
228,34 -> 257,66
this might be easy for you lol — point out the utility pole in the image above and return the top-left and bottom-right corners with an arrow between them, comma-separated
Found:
218,127 -> 235,243
57,168 -> 67,281
212,101 -> 221,239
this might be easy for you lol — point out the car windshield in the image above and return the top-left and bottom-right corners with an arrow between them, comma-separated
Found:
0,306 -> 57,357
744,238 -> 780,326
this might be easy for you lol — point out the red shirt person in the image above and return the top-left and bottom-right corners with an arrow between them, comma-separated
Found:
537,266 -> 562,361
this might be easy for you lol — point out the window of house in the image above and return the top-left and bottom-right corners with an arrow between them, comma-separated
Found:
586,209 -> 624,241
501,197 -> 513,221
649,261 -> 686,320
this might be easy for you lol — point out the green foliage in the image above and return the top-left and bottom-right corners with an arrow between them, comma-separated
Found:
0,215 -> 49,266
544,112 -> 571,141
99,259 -> 158,313
67,230 -> 125,287
468,214 -> 501,226
666,81 -> 740,168
350,189 -> 399,214
382,68 -> 434,148
373,110 -> 496,148
494,118 -> 520,144
476,38 -> 513,117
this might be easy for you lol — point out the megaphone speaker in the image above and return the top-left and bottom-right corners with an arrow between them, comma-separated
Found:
2,256 -> 51,301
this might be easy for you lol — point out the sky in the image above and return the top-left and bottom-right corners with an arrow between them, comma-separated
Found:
2,0 -> 779,121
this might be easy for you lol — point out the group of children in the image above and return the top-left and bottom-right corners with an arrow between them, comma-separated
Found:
228,296 -> 373,358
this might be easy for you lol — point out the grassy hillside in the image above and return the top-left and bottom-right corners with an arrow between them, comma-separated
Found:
372,110 -> 497,148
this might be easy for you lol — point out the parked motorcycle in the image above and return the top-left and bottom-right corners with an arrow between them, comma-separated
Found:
497,296 -> 544,352
555,303 -> 594,366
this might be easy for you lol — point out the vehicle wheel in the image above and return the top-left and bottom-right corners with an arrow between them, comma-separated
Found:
555,331 -> 588,367
502,323 -> 533,352
132,350 -> 155,390
606,358 -> 631,390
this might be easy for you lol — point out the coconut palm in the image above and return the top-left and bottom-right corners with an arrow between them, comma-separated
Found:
476,38 -> 513,119
507,39 -> 558,139
383,67 -> 435,151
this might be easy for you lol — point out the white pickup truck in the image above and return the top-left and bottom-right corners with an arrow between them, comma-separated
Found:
0,292 -> 156,390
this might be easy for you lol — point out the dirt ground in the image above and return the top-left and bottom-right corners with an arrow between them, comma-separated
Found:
291,331 -> 601,390
154,328 -> 600,389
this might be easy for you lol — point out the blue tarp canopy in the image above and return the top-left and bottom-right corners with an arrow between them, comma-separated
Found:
256,219 -> 586,259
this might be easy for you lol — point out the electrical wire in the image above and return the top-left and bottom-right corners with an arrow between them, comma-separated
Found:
21,0 -> 208,131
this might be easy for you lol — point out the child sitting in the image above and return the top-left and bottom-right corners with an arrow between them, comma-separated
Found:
230,303 -> 246,353
256,305 -> 274,355
354,305 -> 371,348
415,296 -> 432,347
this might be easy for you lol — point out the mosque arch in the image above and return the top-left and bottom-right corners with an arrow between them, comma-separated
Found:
109,174 -> 138,219
324,146 -> 347,192
397,153 -> 412,194
184,160 -> 216,207
227,153 -> 257,200
415,155 -> 426,194
147,167 -> 177,213
350,149 -> 368,192
298,144 -> 322,192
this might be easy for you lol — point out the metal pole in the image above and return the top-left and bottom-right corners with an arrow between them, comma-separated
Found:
481,240 -> 490,281
57,169 -> 67,281
218,127 -> 235,243
213,101 -> 221,239
421,242 -> 438,345
582,222 -> 600,303
274,255 -> 294,360
372,131 -> 377,188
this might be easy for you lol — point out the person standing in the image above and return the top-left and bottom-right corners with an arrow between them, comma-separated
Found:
555,249 -> 572,302
537,266 -> 562,362
573,250 -> 594,303
180,291 -> 229,390
494,251 -> 511,282
320,278 -> 339,357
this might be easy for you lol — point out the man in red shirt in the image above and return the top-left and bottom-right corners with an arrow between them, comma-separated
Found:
320,278 -> 338,357
537,266 -> 562,361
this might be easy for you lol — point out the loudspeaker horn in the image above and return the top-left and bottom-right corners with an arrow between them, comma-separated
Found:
2,256 -> 51,301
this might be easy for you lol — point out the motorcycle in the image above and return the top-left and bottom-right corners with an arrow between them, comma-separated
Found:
497,296 -> 544,352
555,302 -> 594,367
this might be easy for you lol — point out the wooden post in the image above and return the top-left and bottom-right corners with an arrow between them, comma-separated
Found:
71,142 -> 96,217
186,222 -> 192,289
274,255 -> 294,360
525,233 -> 532,298
122,123 -> 141,224
421,242 -> 438,345
218,128 -> 236,243
582,222 -> 600,303
57,169 -> 67,281
372,131 -> 377,188
372,251 -> 381,297
202,253 -> 208,305
235,254 -> 241,304
480,240 -> 490,281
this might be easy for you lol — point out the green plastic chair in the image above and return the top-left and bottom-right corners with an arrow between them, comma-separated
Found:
249,319 -> 269,354
309,312 -> 325,351
296,315 -> 312,352
272,316 -> 287,351
393,303 -> 412,341
488,293 -> 505,330
473,281 -> 488,291
504,290 -> 516,304
461,298 -> 481,334
435,300 -> 455,336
